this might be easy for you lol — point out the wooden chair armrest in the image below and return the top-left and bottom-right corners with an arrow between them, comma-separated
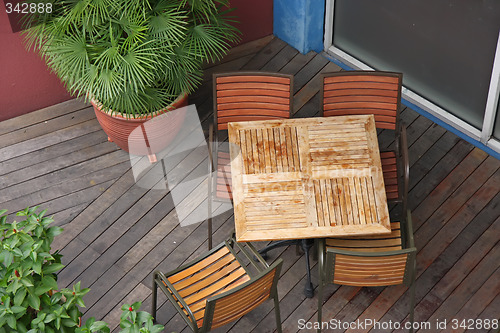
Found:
225,234 -> 269,276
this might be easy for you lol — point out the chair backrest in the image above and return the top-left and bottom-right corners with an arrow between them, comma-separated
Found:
213,72 -> 293,134
201,259 -> 282,332
320,71 -> 402,130
326,250 -> 415,287
324,212 -> 416,288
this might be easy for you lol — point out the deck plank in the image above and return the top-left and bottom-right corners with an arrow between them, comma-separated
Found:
0,98 -> 89,135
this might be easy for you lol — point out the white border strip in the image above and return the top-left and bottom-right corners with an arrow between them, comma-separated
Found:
481,31 -> 500,144
323,0 -> 335,51
488,138 -> 500,151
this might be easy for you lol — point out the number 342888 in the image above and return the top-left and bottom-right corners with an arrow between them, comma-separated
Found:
5,2 -> 52,14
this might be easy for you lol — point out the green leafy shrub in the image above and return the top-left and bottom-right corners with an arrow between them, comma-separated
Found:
0,208 -> 166,332
0,207 -> 89,332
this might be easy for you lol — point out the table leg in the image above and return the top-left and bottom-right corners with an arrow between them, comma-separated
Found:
301,239 -> 315,298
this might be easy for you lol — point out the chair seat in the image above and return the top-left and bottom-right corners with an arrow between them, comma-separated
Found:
325,222 -> 402,252
380,150 -> 399,201
165,246 -> 250,328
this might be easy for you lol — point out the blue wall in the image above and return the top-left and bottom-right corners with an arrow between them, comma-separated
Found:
274,0 -> 325,54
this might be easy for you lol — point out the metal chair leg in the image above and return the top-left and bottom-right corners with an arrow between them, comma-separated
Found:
152,274 -> 158,323
274,294 -> 282,333
207,169 -> 213,250
208,216 -> 212,250
408,275 -> 416,333
302,239 -> 314,298
317,239 -> 324,333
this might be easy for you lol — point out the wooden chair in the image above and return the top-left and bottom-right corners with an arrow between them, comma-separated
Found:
317,210 -> 417,333
207,72 -> 293,248
320,71 -> 409,215
152,235 -> 283,333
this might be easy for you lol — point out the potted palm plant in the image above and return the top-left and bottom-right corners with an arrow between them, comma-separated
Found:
23,0 -> 240,156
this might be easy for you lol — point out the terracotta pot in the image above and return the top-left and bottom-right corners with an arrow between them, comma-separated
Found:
92,93 -> 188,161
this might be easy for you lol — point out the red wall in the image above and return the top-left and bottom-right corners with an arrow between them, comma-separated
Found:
0,0 -> 272,121
230,0 -> 273,45
0,2 -> 72,122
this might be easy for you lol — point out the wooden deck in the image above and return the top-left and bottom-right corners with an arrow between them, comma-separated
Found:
0,36 -> 498,332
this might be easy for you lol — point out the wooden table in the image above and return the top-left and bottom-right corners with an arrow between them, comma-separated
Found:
228,115 -> 391,243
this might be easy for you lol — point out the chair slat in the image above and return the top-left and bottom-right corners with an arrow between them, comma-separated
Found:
218,102 -> 290,111
174,259 -> 241,295
183,267 -> 248,306
217,75 -> 291,84
218,89 -> 290,98
324,95 -> 398,104
218,96 -> 290,105
324,75 -> 400,84
217,109 -> 290,119
216,82 -> 290,91
324,101 -> 398,111
329,238 -> 402,248
324,81 -> 398,91
323,88 -> 398,98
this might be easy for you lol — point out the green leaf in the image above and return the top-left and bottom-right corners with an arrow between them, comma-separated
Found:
17,320 -> 28,333
61,317 -> 80,328
42,275 -> 59,291
90,321 -> 110,331
14,288 -> 27,305
28,293 -> 41,310
32,260 -> 42,275
43,263 -> 65,274
47,226 -> 63,238
3,251 -> 14,267
13,247 -> 23,257
11,305 -> 26,314
149,325 -> 165,333
20,278 -> 34,288
6,314 -> 16,329
45,313 -> 56,323
35,282 -> 53,296
6,278 -> 20,294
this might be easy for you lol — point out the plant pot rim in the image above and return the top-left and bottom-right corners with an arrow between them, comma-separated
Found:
90,91 -> 189,121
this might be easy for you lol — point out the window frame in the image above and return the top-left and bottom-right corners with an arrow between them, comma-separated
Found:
323,0 -> 500,154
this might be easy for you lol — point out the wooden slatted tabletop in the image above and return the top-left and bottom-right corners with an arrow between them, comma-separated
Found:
228,115 -> 391,242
